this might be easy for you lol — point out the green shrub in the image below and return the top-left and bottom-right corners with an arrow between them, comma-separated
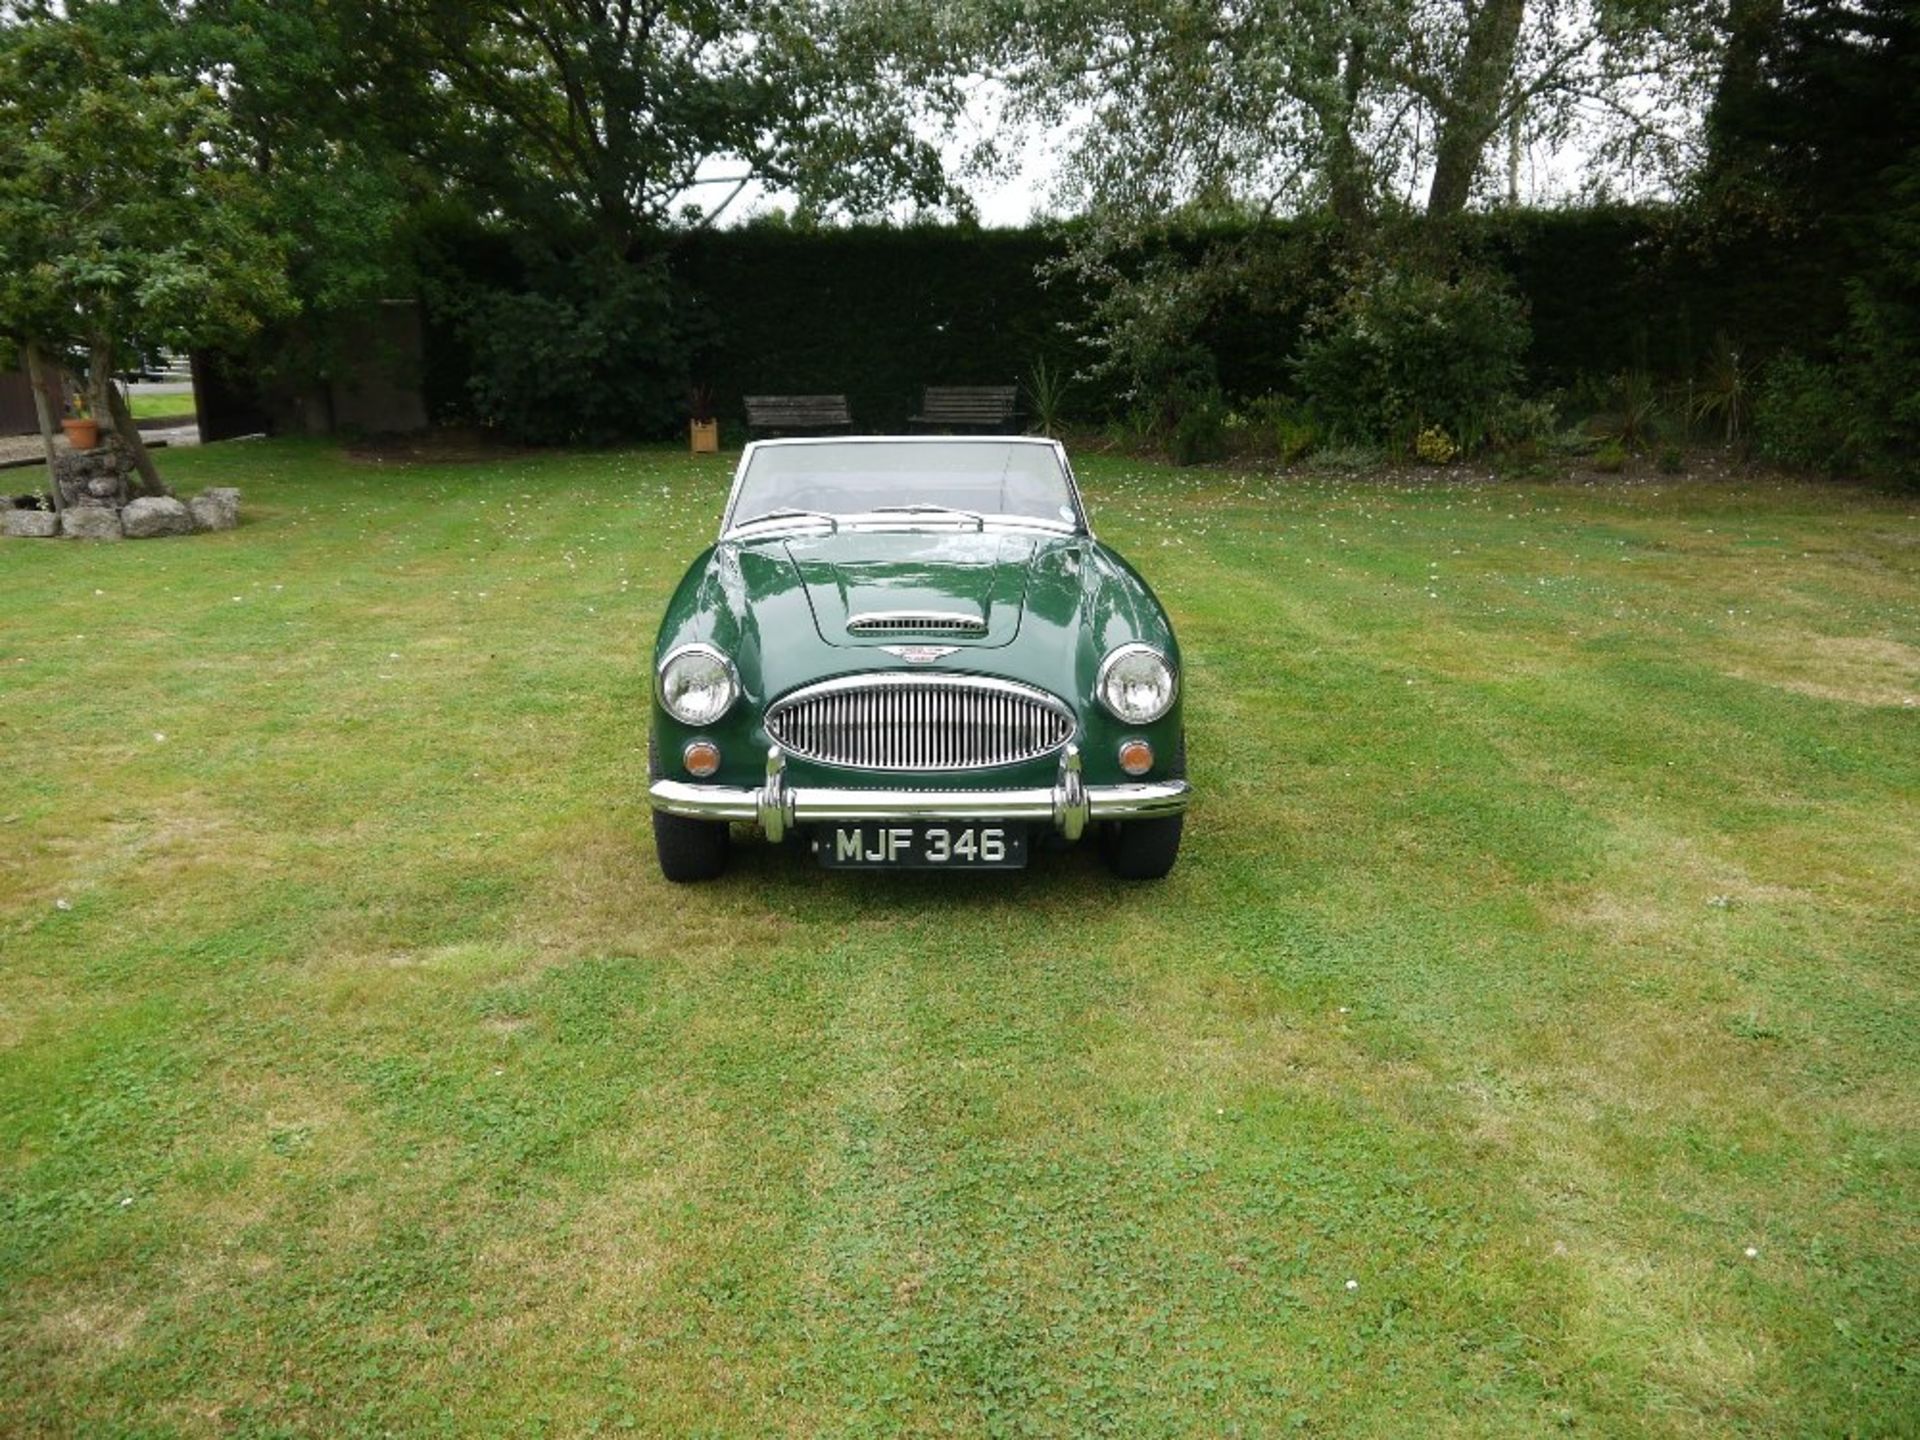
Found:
1546,426 -> 1598,459
1657,444 -> 1686,474
1171,392 -> 1230,466
1295,264 -> 1528,449
461,252 -> 685,445
1491,396 -> 1561,448
1313,443 -> 1386,472
1492,440 -> 1548,477
1754,355 -> 1873,473
1275,418 -> 1320,462
1241,393 -> 1320,460
1103,406 -> 1160,453
1593,442 -> 1628,474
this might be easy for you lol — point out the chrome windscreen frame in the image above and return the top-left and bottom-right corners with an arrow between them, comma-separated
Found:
717,435 -> 1096,542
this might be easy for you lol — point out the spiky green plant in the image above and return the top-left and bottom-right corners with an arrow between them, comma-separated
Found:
1024,355 -> 1071,438
1692,332 -> 1754,446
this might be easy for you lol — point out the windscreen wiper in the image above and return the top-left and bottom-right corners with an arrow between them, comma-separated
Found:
738,508 -> 840,531
867,504 -> 987,530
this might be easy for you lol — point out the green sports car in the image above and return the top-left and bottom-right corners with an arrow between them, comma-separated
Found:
647,436 -> 1190,881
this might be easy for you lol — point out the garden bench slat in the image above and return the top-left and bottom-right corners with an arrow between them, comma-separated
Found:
744,394 -> 853,436
907,385 -> 1019,434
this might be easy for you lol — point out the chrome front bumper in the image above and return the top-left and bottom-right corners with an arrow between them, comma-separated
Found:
648,745 -> 1189,842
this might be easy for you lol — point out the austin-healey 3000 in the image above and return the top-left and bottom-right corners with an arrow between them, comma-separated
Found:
647,436 -> 1190,880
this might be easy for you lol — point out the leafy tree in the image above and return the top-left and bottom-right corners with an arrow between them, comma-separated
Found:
10,1 -> 968,452
317,0 -> 967,440
879,0 -> 1719,426
166,1 -> 431,355
362,0 -> 958,245
1701,0 -> 1920,473
918,0 -> 1717,225
0,6 -> 293,493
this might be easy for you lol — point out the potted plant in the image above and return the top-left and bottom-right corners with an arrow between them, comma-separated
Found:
688,386 -> 719,455
61,392 -> 100,451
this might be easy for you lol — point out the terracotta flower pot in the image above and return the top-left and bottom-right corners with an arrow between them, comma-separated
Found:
61,418 -> 101,450
690,418 -> 719,454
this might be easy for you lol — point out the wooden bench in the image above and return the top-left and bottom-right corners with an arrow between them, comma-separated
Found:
744,394 -> 853,437
907,385 -> 1019,434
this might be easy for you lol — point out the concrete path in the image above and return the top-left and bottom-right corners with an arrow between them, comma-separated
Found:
0,424 -> 200,472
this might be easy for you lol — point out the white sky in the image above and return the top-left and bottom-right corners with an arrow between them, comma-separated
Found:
704,66 -> 1677,228
711,81 -> 1070,229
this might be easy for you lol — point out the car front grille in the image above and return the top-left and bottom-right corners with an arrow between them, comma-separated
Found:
766,675 -> 1074,771
845,611 -> 988,635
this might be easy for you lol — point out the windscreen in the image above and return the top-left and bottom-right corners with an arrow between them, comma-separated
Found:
730,442 -> 1080,529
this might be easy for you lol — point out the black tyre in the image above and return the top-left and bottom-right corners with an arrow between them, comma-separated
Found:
649,730 -> 729,881
1098,730 -> 1186,880
1099,812 -> 1184,880
652,808 -> 731,882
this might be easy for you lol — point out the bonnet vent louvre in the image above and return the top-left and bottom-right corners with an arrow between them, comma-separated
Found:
845,611 -> 987,636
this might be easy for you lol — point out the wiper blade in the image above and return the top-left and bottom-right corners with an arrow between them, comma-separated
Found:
737,508 -> 840,531
867,504 -> 987,530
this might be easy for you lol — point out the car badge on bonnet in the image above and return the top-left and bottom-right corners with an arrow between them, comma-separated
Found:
880,644 -> 960,664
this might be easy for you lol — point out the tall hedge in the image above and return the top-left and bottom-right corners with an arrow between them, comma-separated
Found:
381,208 -> 1855,436
672,225 -> 1092,432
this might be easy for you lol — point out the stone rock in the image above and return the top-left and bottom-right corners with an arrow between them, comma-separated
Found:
122,496 -> 195,539
2,509 -> 59,538
188,487 -> 241,532
61,505 -> 123,540
53,445 -> 132,510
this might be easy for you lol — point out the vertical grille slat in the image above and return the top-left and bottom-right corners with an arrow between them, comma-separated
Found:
767,676 -> 1074,772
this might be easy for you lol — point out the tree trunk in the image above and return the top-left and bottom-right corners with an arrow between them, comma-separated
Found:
1506,95 -> 1523,205
90,333 -> 168,497
106,383 -> 169,497
1426,0 -> 1527,216
23,342 -> 64,512
1326,37 -> 1373,226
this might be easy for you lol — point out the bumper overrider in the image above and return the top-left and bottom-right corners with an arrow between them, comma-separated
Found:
648,744 -> 1190,842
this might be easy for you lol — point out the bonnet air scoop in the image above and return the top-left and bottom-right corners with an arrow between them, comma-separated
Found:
845,611 -> 990,636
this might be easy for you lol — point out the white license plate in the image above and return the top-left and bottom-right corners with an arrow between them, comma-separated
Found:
817,823 -> 1028,869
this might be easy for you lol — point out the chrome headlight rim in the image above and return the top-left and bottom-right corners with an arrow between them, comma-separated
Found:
656,642 -> 740,726
1096,642 -> 1178,724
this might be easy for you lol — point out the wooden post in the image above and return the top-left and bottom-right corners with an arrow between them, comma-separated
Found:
22,342 -> 64,514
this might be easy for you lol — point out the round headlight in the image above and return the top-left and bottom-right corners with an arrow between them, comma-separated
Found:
1097,644 -> 1177,723
658,644 -> 738,726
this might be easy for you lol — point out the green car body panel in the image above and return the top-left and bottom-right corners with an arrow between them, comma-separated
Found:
650,526 -> 1184,793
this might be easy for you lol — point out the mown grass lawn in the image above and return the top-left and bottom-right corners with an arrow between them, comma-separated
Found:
124,391 -> 197,423
1,441 -> 1914,1437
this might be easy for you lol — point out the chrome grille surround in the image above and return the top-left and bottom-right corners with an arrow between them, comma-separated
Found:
766,673 -> 1076,772
845,611 -> 988,635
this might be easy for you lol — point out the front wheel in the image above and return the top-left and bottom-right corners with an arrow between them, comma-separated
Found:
1099,813 -> 1184,880
653,809 -> 731,882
